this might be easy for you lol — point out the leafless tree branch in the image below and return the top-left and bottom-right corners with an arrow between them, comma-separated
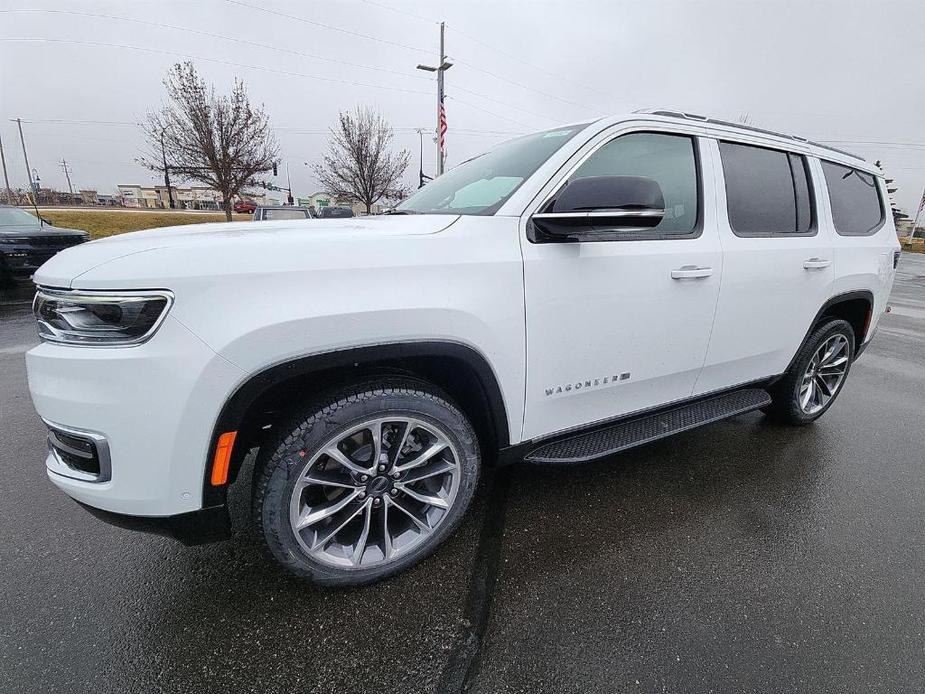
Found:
138,62 -> 279,221
312,106 -> 411,214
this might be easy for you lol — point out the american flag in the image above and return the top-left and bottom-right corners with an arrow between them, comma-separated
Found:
438,96 -> 447,157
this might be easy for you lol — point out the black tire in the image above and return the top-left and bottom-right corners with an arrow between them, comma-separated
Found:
253,378 -> 480,586
765,318 -> 855,425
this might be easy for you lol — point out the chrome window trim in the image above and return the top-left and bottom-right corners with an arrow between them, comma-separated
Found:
43,419 -> 112,483
33,287 -> 175,348
532,209 -> 666,221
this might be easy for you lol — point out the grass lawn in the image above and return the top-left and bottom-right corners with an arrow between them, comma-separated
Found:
35,210 -> 251,240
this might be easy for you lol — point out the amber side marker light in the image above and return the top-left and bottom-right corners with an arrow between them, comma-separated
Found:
211,431 -> 238,486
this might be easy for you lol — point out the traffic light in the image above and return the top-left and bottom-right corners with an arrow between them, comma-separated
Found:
272,163 -> 278,176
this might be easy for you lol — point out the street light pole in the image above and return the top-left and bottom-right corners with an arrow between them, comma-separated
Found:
0,132 -> 12,204
416,22 -> 452,177
436,22 -> 446,176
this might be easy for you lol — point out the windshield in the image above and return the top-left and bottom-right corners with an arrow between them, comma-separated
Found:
397,123 -> 591,215
0,207 -> 41,227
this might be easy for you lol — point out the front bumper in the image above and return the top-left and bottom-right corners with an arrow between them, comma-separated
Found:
74,500 -> 231,545
26,314 -> 245,518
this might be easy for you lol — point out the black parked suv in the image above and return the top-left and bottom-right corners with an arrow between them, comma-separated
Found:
317,206 -> 355,218
0,206 -> 89,287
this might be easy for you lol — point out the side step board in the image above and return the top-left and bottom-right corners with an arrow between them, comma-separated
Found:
524,388 -> 772,464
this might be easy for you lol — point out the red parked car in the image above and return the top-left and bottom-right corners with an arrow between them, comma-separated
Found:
233,200 -> 257,214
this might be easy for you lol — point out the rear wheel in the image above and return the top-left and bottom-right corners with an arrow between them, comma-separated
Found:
765,318 -> 855,425
253,379 -> 480,586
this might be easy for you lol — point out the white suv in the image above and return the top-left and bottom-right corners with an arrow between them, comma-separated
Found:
26,111 -> 900,585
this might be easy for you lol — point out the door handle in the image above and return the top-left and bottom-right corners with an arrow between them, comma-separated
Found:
671,265 -> 713,280
803,258 -> 832,270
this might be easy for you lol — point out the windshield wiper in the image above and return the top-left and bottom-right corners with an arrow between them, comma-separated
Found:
384,209 -> 423,215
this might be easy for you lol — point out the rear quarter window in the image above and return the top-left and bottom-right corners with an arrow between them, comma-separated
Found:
821,161 -> 884,236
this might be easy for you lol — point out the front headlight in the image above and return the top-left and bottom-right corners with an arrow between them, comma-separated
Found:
33,288 -> 174,346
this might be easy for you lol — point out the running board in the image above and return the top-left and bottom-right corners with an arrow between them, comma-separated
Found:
524,388 -> 772,464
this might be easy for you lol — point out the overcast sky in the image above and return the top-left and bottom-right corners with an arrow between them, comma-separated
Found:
1,0 -> 924,213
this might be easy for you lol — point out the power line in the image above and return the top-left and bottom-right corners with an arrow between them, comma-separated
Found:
349,0 -> 595,121
13,118 -> 522,137
447,95 -> 533,130
323,0 -> 601,102
1,38 -> 432,96
452,84 -> 557,124
14,5 -> 583,140
222,0 -> 432,55
446,23 -> 599,95
355,0 -> 438,25
452,57 -> 594,113
16,118 -> 140,126
354,1 -> 601,97
0,8 -> 430,82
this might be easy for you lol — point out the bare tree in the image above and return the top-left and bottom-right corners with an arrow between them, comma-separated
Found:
140,62 -> 278,221
313,107 -> 411,214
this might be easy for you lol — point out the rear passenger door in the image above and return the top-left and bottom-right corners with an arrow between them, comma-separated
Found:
695,139 -> 835,394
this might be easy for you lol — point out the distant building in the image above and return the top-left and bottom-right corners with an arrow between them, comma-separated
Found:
78,190 -> 99,205
117,184 -> 271,210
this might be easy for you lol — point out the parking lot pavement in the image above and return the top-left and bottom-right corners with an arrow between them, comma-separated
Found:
2,254 -> 924,694
471,253 -> 925,694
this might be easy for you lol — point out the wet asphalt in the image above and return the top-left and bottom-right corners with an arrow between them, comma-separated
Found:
1,256 -> 924,694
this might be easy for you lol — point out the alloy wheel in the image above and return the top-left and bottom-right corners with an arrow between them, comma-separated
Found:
799,333 -> 850,414
288,416 -> 461,568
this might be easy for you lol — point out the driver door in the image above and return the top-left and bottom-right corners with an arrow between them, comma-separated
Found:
520,129 -> 723,441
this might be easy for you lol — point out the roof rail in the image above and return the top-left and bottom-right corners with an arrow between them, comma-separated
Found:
638,109 -> 866,162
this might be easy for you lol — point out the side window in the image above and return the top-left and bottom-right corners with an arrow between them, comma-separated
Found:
566,132 -> 699,234
718,141 -> 814,236
821,161 -> 884,236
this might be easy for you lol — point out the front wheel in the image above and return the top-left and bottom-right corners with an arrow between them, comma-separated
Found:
253,379 -> 480,586
765,318 -> 855,425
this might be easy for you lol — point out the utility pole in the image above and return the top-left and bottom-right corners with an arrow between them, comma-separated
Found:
12,118 -> 36,200
160,131 -> 175,209
59,159 -> 74,197
0,132 -> 12,204
416,22 -> 452,177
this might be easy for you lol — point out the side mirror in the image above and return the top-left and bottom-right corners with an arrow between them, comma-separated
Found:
531,175 -> 665,242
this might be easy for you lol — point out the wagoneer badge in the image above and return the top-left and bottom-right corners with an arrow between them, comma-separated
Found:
545,372 -> 631,397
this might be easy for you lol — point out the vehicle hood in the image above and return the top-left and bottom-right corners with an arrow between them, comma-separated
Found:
0,224 -> 87,238
33,214 -> 460,289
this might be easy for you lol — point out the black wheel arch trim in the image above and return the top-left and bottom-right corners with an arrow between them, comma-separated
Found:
201,340 -> 511,507
782,290 -> 874,376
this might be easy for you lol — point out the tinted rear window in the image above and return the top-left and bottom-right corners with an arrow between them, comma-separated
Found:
821,161 -> 884,236
718,141 -> 813,236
